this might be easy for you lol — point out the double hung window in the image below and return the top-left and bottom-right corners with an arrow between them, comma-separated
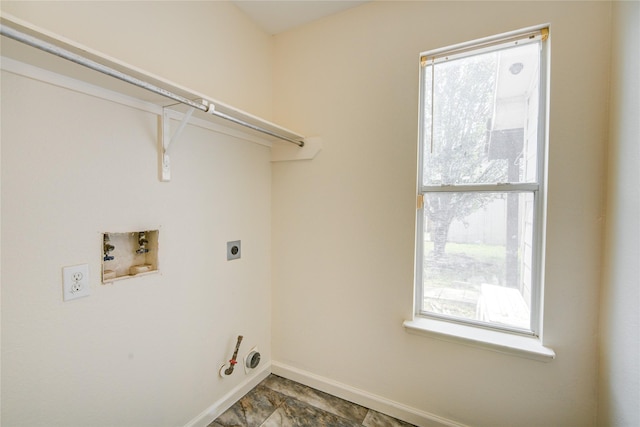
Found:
416,27 -> 549,336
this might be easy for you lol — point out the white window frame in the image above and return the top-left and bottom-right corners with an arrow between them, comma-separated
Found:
406,26 -> 555,360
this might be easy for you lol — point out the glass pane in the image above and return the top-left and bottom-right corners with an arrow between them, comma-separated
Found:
422,42 -> 540,186
421,192 -> 534,330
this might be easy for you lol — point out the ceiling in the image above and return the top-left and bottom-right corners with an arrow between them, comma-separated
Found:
232,1 -> 369,35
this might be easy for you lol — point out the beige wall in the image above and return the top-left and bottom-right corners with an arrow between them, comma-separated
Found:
1,2 -> 274,426
2,1 -> 637,426
599,2 -> 640,426
272,2 -> 610,426
1,1 -> 274,119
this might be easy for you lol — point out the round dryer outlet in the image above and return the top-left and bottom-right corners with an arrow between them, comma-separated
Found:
246,351 -> 260,369
243,347 -> 261,373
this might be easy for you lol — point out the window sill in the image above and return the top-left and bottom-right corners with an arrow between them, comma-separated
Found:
403,317 -> 555,362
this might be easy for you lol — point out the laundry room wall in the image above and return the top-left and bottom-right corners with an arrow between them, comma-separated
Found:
1,2 -> 275,425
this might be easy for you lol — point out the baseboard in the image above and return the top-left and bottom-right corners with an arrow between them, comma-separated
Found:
271,361 -> 468,427
183,362 -> 271,427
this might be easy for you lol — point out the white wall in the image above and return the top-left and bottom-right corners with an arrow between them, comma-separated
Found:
272,2 -> 611,426
599,2 -> 640,426
1,2 -> 274,426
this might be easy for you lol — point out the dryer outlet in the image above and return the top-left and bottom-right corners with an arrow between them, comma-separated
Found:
243,346 -> 261,374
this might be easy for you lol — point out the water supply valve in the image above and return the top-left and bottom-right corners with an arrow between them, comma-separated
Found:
219,335 -> 243,378
103,234 -> 115,261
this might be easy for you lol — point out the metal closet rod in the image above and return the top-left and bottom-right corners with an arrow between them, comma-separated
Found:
0,24 -> 305,148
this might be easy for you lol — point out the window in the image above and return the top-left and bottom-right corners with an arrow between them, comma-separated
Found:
416,27 -> 549,337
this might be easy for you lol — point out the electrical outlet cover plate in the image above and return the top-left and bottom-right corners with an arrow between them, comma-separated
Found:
63,264 -> 90,301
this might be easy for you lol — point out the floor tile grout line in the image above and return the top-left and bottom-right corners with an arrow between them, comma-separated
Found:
291,393 -> 369,426
277,375 -> 378,426
257,384 -> 369,427
256,396 -> 280,427
262,374 -> 369,424
212,374 -> 416,427
257,385 -> 287,427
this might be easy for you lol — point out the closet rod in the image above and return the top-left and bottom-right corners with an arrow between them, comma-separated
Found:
0,24 -> 305,148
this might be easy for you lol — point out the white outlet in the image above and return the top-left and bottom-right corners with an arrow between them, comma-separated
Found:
63,264 -> 90,301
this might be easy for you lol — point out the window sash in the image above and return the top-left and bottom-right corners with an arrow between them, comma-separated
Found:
415,26 -> 549,337
421,183 -> 540,193
420,27 -> 548,66
418,188 -> 540,335
419,307 -> 536,336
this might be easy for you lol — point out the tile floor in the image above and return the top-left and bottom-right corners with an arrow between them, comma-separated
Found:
209,374 -> 417,427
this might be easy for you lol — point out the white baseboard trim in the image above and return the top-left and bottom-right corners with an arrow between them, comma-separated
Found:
183,362 -> 271,427
271,361 -> 468,427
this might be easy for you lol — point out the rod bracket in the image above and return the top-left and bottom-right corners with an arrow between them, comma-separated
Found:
160,106 -> 195,182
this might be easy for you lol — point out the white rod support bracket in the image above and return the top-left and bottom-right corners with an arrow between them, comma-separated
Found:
160,106 -> 195,182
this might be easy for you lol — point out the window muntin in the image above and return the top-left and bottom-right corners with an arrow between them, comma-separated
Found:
417,28 -> 548,335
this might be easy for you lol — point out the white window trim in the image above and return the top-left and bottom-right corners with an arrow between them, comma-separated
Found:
408,25 -> 554,359
403,317 -> 555,362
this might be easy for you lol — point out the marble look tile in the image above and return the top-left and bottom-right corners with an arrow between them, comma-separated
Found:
262,375 -> 369,424
211,384 -> 286,427
362,409 -> 417,427
260,397 -> 363,427
257,406 -> 295,427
